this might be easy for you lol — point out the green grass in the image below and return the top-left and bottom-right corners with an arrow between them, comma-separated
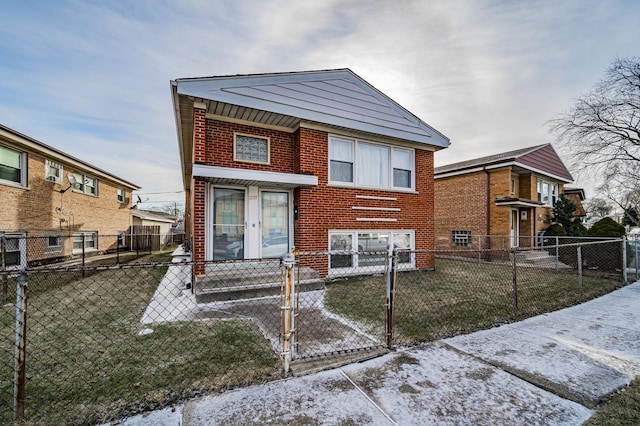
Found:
586,378 -> 640,425
325,257 -> 622,345
0,250 -> 281,425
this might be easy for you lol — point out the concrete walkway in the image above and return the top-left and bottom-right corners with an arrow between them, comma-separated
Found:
115,282 -> 640,425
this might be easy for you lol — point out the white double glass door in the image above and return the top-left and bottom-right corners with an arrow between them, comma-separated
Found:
210,186 -> 290,260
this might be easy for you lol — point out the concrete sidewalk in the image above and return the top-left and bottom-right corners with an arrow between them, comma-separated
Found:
116,282 -> 640,425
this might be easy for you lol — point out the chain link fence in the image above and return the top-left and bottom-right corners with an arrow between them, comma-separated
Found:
1,245 -> 283,425
0,236 -> 629,424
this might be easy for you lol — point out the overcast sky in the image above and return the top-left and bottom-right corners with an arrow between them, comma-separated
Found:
1,0 -> 638,206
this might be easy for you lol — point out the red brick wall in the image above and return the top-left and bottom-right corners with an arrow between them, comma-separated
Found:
294,128 -> 435,273
191,119 -> 437,275
202,119 -> 295,173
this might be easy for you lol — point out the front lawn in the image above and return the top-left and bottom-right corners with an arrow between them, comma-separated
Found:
325,257 -> 622,345
0,250 -> 281,425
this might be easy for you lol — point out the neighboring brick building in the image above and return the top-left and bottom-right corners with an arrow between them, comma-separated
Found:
0,124 -> 140,267
171,69 -> 450,279
434,144 -> 573,249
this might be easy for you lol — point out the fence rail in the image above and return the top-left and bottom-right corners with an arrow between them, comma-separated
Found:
0,237 -> 630,424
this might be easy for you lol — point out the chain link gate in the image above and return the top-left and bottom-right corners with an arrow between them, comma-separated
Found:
280,251 -> 390,373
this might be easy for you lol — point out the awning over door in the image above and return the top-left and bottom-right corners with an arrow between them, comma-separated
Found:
495,197 -> 544,208
193,164 -> 318,189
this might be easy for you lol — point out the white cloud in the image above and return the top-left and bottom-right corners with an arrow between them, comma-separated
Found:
0,0 -> 639,201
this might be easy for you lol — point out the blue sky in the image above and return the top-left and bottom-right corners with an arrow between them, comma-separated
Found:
1,0 -> 638,206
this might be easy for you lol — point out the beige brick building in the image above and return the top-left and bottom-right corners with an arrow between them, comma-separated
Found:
0,124 -> 140,267
434,144 -> 573,250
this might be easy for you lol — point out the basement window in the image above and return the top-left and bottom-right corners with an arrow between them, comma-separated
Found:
452,230 -> 471,247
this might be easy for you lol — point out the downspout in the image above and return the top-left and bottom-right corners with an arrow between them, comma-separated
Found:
484,167 -> 491,247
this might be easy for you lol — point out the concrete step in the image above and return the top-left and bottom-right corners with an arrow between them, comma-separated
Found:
195,267 -> 324,303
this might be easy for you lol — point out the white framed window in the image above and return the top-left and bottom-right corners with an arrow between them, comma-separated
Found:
537,179 -> 558,207
45,159 -> 63,183
117,188 -> 126,203
0,232 -> 26,268
329,230 -> 414,272
0,145 -> 26,186
234,133 -> 270,164
72,172 -> 98,196
452,230 -> 471,247
328,136 -> 415,191
73,232 -> 98,253
510,178 -> 516,194
45,232 -> 63,253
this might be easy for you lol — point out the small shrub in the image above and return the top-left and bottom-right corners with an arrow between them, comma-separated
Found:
586,217 -> 625,238
544,224 -> 567,236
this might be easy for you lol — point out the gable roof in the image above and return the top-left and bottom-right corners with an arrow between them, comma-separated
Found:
172,68 -> 449,149
434,144 -> 573,183
132,209 -> 176,223
0,124 -> 140,190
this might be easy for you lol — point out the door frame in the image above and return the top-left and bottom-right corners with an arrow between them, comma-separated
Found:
205,184 -> 293,260
510,208 -> 519,247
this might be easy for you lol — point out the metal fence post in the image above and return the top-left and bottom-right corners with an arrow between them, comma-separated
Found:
81,233 -> 86,276
386,250 -> 397,350
1,236 -> 7,306
511,248 -> 518,317
622,237 -> 628,284
555,236 -> 559,272
577,246 -> 583,298
14,270 -> 28,422
281,253 -> 296,373
633,234 -> 638,281
477,236 -> 482,264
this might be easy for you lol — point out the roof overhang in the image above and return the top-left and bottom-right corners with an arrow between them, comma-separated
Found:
0,125 -> 141,190
495,197 -> 545,208
192,164 -> 318,189
435,161 -> 573,183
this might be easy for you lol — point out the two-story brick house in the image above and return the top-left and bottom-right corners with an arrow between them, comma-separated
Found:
171,69 -> 450,279
434,144 -> 573,249
0,124 -> 140,267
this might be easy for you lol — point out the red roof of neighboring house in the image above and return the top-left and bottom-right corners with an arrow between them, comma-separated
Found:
435,144 -> 573,183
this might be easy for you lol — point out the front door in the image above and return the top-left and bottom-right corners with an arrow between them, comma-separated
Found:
511,209 -> 519,247
209,186 -> 290,260
211,188 -> 245,260
260,191 -> 290,258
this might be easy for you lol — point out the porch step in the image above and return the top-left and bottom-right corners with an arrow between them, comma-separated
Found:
195,267 -> 324,303
515,250 -> 570,267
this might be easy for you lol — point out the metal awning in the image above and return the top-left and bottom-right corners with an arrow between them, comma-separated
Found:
494,197 -> 544,208
192,164 -> 318,189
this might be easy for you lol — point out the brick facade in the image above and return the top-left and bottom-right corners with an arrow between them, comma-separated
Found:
0,126 -> 139,264
435,166 -> 562,249
191,110 -> 437,276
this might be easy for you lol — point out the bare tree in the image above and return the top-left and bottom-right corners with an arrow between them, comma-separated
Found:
550,56 -> 640,182
583,197 -> 613,218
599,179 -> 640,226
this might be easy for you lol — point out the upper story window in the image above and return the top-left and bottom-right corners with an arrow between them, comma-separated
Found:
329,136 -> 415,191
117,188 -> 126,203
510,178 -> 516,194
0,145 -> 25,186
234,133 -> 270,164
72,172 -> 98,196
45,159 -> 63,183
537,179 -> 558,207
